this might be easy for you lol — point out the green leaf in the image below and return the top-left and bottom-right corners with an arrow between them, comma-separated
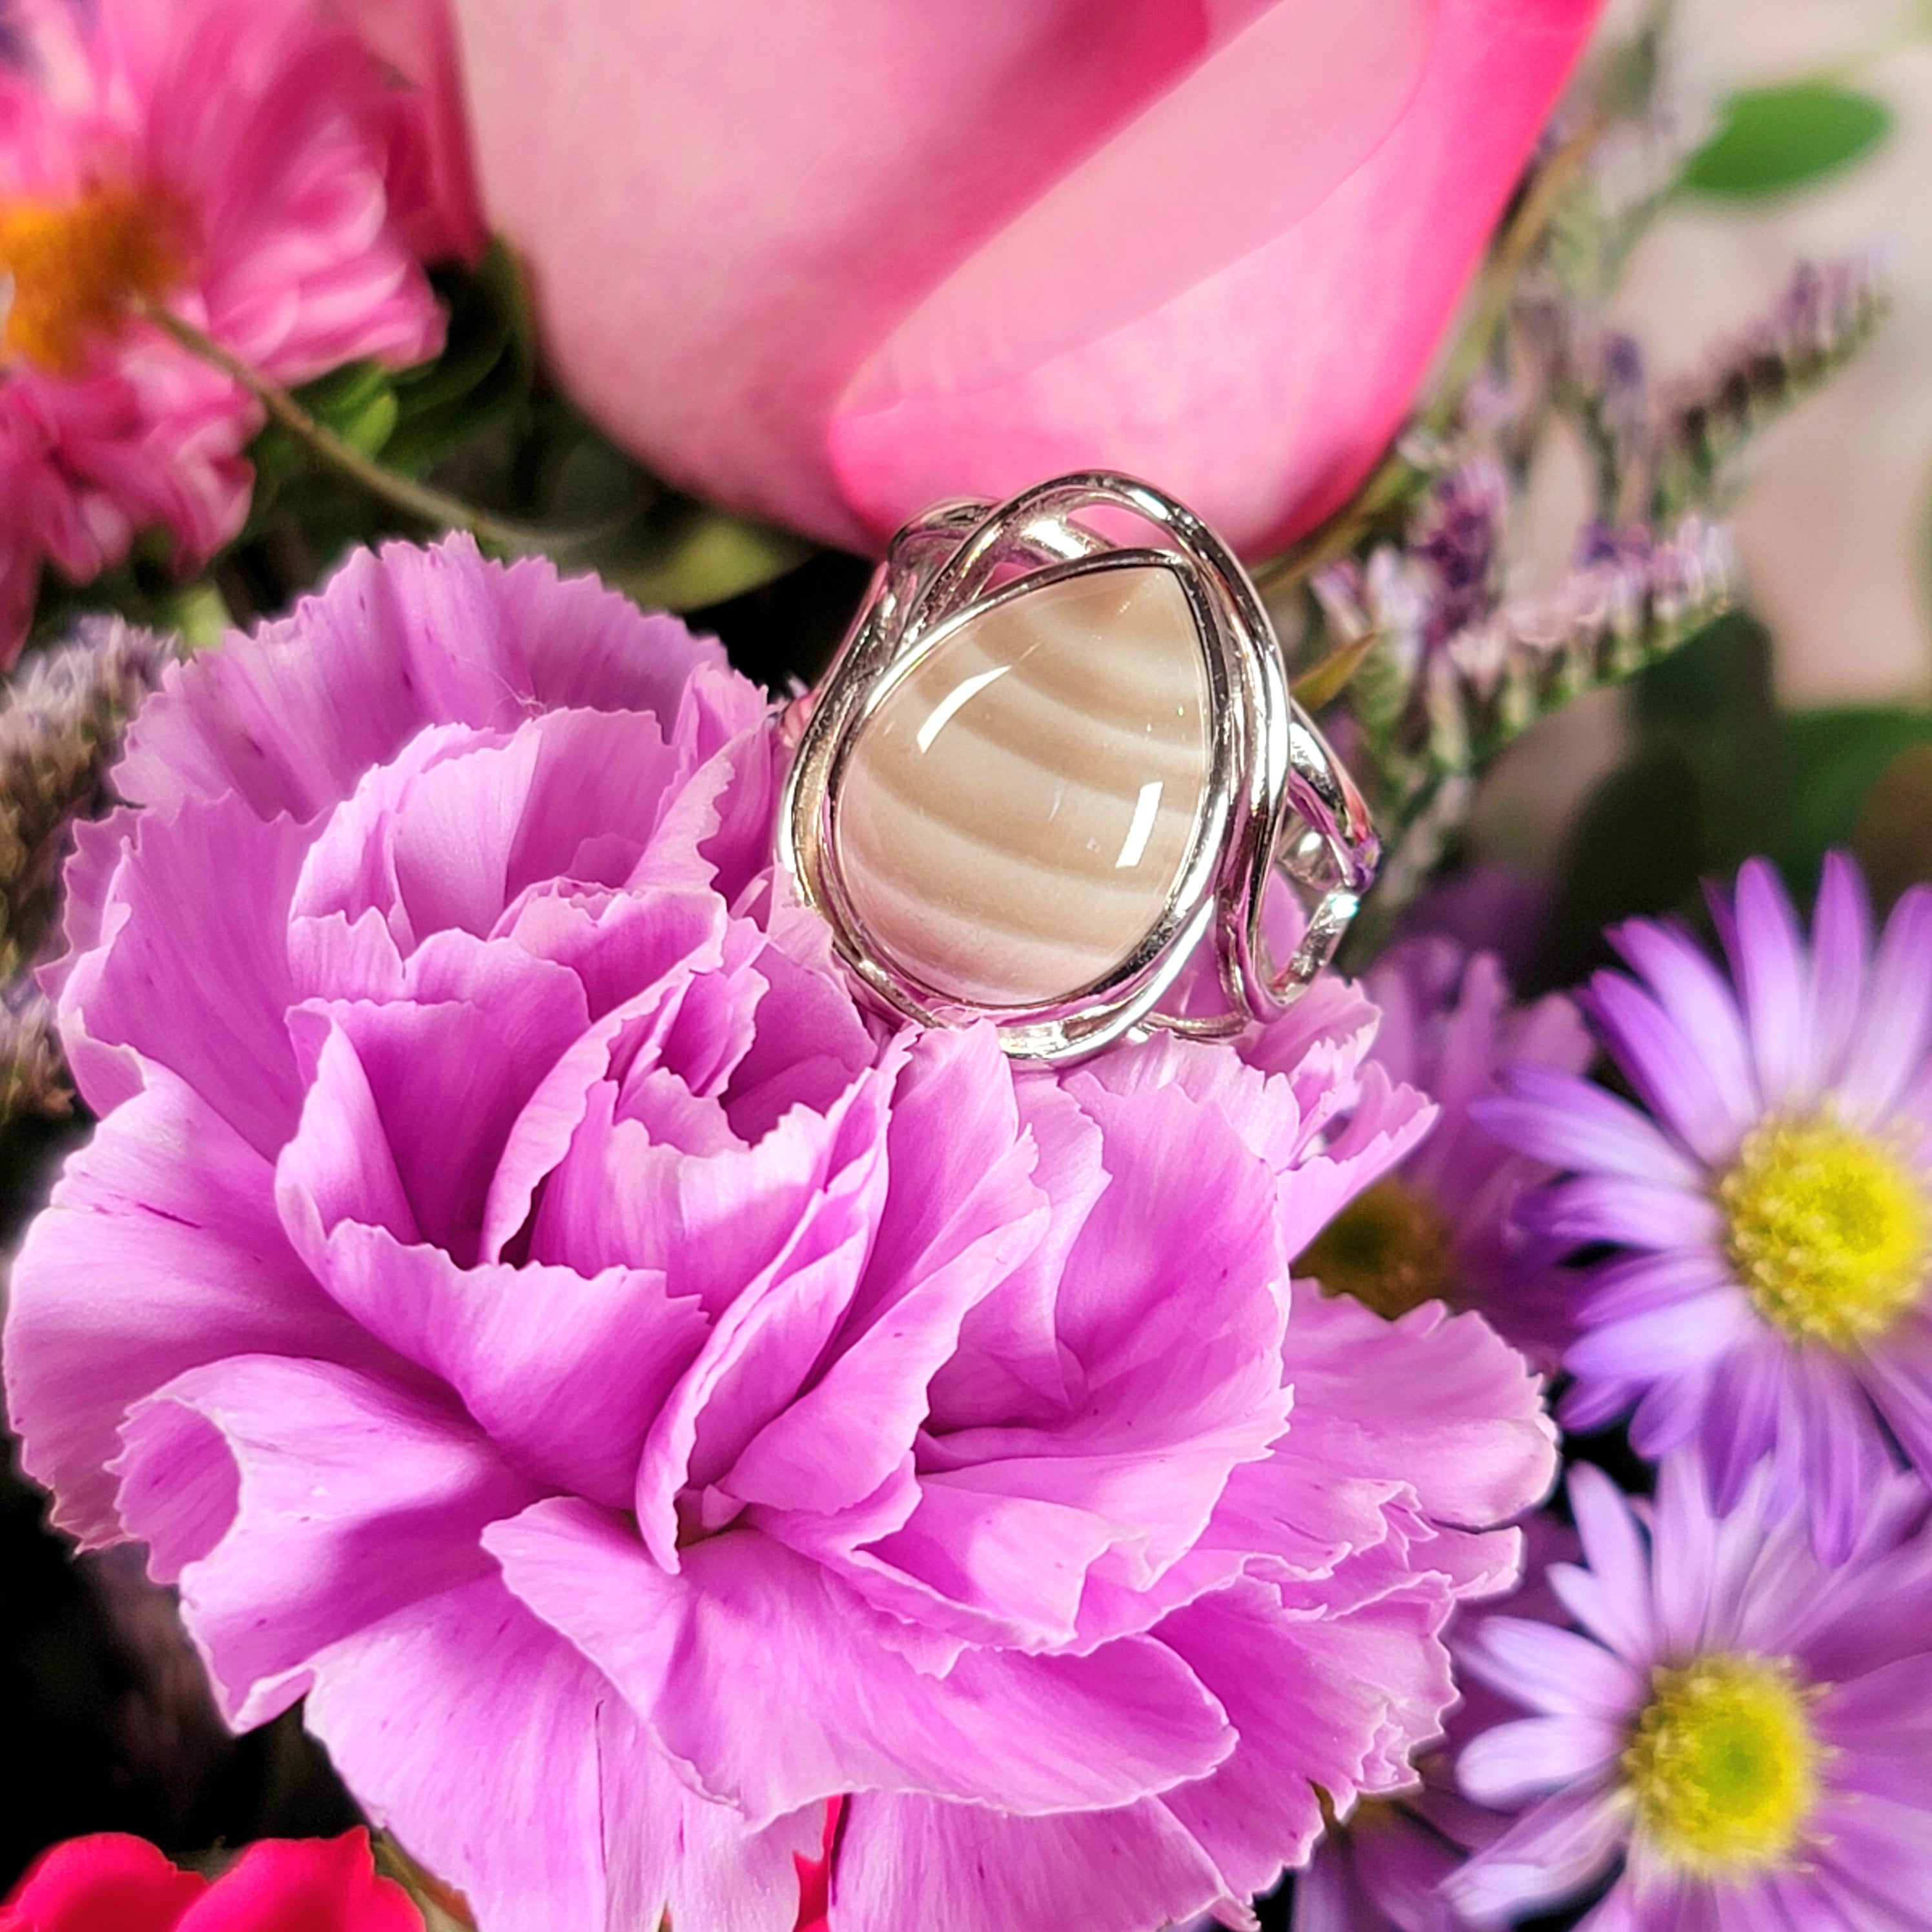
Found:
592,505 -> 813,611
1522,741 -> 1707,996
1774,707 -> 1932,883
1854,741 -> 1932,904
1291,630 -> 1380,714
1528,742 -> 1707,996
297,359 -> 395,429
1631,612 -> 1785,874
1681,83 -> 1893,200
335,386 -> 400,459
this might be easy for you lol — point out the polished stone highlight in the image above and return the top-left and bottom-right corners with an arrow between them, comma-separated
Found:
835,564 -> 1210,1008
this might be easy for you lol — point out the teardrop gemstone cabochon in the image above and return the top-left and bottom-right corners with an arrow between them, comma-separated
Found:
834,564 -> 1212,1010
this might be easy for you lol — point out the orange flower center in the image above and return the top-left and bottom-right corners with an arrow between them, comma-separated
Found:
0,183 -> 189,376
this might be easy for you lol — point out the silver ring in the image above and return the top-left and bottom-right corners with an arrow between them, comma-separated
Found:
776,472 -> 1379,1064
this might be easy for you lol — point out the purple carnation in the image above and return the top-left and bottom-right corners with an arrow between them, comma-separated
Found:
1288,1512 -> 1577,1932
5,538 -> 1556,1932
1300,936 -> 1590,1366
1448,1454 -> 1932,1927
1478,855 -> 1932,1558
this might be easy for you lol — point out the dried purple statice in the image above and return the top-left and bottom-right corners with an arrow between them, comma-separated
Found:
1408,457 -> 1511,652
0,614 -> 175,981
1511,513 -> 1738,663
1311,458 -> 1510,739
1659,256 -> 1890,511
1313,486 -> 1735,780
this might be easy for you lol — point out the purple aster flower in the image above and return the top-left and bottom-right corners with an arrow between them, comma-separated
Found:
3,537 -> 1557,1932
1448,1454 -> 1932,1928
1299,936 -> 1590,1366
1479,854 -> 1932,1559
1288,1512 -> 1578,1932
1290,1773 -> 1483,1932
1398,863 -> 1553,989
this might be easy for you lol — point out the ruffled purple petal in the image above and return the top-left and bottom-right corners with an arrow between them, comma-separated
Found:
305,1225 -> 707,1508
1268,1287 -> 1555,1532
281,952 -> 593,1266
113,1355 -> 538,1727
57,796 -> 313,1152
114,539 -> 743,824
302,1572 -> 821,1932
4,1069 -> 394,1543
488,1497 -> 1234,1823
832,1792 -> 1222,1932
632,1060 -> 897,1565
1158,1563 -> 1468,1900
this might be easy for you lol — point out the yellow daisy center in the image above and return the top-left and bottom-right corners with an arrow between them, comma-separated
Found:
1623,1654 -> 1822,1875
0,183 -> 189,376
1300,1177 -> 1455,1320
1718,1115 -> 1929,1349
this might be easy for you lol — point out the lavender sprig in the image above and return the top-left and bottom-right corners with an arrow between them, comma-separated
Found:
1658,256 -> 1890,513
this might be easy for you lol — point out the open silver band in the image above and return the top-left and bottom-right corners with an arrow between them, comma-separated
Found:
777,472 -> 1379,1064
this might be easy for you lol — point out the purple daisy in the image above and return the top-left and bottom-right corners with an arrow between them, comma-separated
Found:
1288,1769 -> 1481,1932
1447,1454 -> 1932,1929
1299,936 -> 1590,1366
1478,854 -> 1932,1557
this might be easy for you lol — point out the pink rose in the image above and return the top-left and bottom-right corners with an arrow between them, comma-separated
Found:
0,1831 -> 420,1932
446,0 -> 1603,553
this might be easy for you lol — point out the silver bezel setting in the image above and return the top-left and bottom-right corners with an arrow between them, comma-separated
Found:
776,472 -> 1379,1064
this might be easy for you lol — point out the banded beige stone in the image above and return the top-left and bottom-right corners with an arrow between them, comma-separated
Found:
834,563 -> 1211,1009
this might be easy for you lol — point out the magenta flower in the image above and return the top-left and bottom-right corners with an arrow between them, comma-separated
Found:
1288,1513 -> 1577,1932
1448,1455 -> 1932,1927
0,0 -> 453,653
1288,1788 -> 1471,1932
1479,855 -> 1932,1559
1299,937 -> 1590,1366
4,537 -> 1555,1932
446,0 -> 1603,555
2,1829 -> 420,1932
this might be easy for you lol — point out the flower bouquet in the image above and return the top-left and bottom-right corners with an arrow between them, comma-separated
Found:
2,4 -> 1930,1931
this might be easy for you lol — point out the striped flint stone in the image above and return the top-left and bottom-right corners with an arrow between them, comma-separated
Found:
834,564 -> 1211,1009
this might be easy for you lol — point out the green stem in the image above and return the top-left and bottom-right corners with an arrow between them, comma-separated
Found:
145,306 -> 544,552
